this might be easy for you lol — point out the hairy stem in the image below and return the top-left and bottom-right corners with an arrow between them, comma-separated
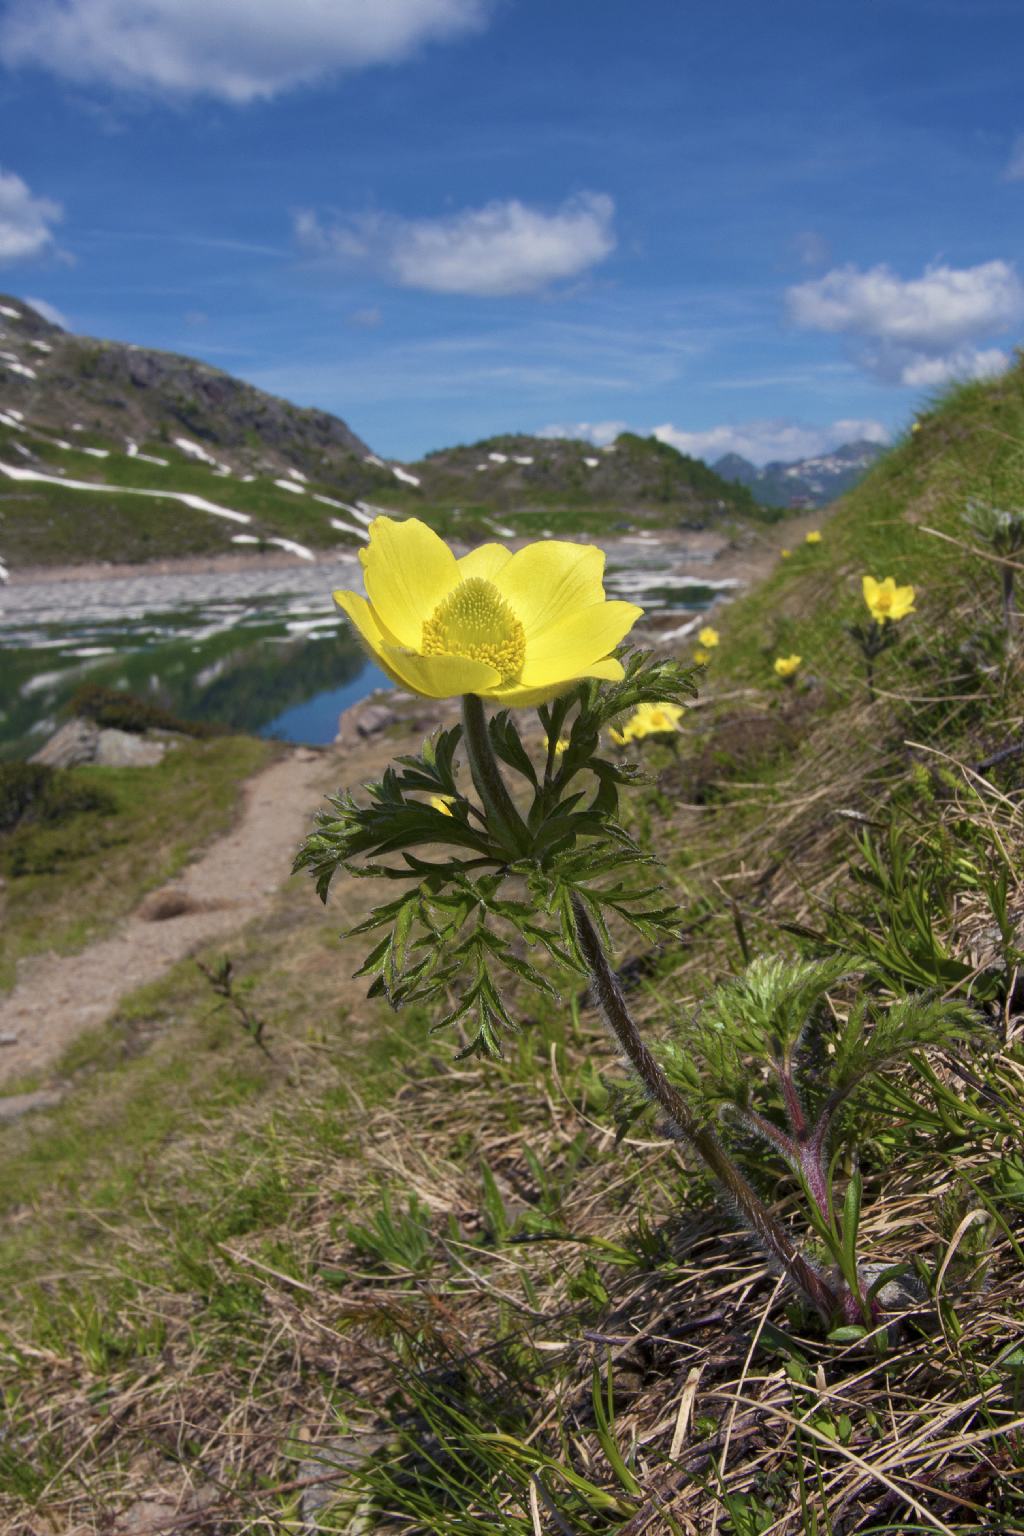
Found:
571,894 -> 841,1322
461,694 -> 531,857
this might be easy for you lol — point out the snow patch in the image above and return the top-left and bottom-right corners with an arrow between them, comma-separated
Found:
0,305 -> 20,319
583,457 -> 599,468
512,455 -> 534,465
364,453 -> 386,468
231,534 -> 261,545
314,494 -> 374,526
286,467 -> 308,482
488,452 -> 508,463
274,478 -> 305,494
3,360 -> 36,379
392,465 -> 420,487
29,339 -> 52,353
268,537 -> 315,561
80,446 -> 110,458
328,516 -> 370,542
0,461 -> 253,525
63,646 -> 116,658
174,437 -> 232,474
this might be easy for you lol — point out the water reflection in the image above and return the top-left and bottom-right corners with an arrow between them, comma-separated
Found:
1,540 -> 732,758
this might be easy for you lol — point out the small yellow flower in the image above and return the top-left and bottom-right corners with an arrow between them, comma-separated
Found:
805,530 -> 822,545
693,646 -> 712,666
862,574 -> 915,625
333,517 -> 642,705
609,725 -> 633,746
429,794 -> 455,816
631,701 -> 685,735
774,654 -> 802,678
698,625 -> 720,648
554,737 -> 570,755
780,548 -> 792,559
911,421 -> 922,434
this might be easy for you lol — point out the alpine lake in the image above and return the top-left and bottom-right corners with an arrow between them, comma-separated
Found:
0,537 -> 733,760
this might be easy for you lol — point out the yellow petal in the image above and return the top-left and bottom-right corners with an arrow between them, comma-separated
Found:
333,587 -> 403,651
361,517 -> 459,648
457,542 -> 513,582
862,575 -> 881,609
494,654 -> 625,709
520,601 -> 642,685
890,585 -> 916,619
380,646 -> 501,699
492,540 -> 607,638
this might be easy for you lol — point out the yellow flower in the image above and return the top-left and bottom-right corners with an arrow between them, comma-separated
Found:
862,574 -> 915,625
609,725 -> 633,746
631,701 -> 685,735
780,548 -> 792,559
429,794 -> 455,816
333,517 -> 642,705
693,646 -> 712,666
911,421 -> 922,434
774,654 -> 802,678
698,625 -> 720,648
805,530 -> 822,545
554,737 -> 570,755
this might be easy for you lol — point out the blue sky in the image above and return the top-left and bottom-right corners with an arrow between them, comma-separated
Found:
2,0 -> 1024,463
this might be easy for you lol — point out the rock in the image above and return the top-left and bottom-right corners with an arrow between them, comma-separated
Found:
92,728 -> 167,767
30,717 -> 100,768
296,1431 -> 389,1533
0,1033 -> 18,1047
335,699 -> 398,748
0,1088 -> 64,1123
30,720 -> 167,768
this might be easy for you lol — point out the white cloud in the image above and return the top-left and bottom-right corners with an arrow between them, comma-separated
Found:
0,171 -> 62,263
0,0 -> 489,102
538,420 -> 627,446
652,417 -> 891,468
787,259 -> 1023,386
1005,135 -> 1024,182
896,346 -> 1008,388
24,296 -> 69,327
296,193 -> 616,297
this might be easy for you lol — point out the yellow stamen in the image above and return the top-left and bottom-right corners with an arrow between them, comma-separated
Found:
421,577 -> 526,684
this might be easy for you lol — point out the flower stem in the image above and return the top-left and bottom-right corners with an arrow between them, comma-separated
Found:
461,694 -> 531,857
571,894 -> 841,1322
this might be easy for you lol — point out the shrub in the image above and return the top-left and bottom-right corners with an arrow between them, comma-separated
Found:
1,761 -> 116,834
0,763 -> 53,833
69,684 -> 226,739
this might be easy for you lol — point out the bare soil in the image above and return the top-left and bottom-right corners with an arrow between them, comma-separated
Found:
0,746 -> 347,1088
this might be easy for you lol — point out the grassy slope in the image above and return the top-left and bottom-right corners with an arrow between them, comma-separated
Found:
2,368 -> 1024,1529
0,734 -> 274,992
1,418 -> 776,569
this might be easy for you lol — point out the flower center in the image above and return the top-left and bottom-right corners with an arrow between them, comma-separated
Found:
421,577 -> 526,684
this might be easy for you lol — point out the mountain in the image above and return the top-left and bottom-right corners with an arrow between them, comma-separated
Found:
0,296 -> 770,570
712,440 -> 886,508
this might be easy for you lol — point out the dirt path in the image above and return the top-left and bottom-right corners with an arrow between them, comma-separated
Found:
0,748 -> 340,1089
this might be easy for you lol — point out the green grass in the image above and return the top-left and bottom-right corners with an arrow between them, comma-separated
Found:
0,733 -> 273,989
3,363 -> 1024,1530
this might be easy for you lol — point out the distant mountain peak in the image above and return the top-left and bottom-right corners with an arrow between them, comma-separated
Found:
711,439 -> 885,508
